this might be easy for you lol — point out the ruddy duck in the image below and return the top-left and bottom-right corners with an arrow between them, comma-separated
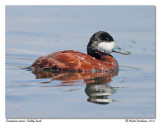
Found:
31,31 -> 130,72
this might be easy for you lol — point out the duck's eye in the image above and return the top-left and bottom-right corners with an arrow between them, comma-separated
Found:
105,37 -> 109,41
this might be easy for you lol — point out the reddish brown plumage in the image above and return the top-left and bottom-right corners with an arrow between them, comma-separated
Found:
31,50 -> 118,72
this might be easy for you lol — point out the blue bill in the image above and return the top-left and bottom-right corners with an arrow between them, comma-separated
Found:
113,44 -> 131,55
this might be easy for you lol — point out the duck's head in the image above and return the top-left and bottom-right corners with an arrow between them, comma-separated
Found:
87,31 -> 130,59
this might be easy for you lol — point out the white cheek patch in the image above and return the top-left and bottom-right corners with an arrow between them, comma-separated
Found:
97,42 -> 115,53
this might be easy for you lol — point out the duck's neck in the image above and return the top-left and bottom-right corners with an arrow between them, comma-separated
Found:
88,51 -> 118,65
88,50 -> 110,60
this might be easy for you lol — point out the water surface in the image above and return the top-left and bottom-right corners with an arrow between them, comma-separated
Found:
6,6 -> 155,118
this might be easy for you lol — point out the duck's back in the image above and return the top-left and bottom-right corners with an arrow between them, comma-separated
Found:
31,50 -> 118,72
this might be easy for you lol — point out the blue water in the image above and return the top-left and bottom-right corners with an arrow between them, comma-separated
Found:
5,6 -> 155,118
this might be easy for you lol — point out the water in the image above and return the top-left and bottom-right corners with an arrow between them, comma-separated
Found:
5,6 -> 155,118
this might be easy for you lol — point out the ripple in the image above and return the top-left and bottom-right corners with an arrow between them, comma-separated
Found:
119,65 -> 144,70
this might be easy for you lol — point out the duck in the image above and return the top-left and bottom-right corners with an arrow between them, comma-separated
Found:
31,31 -> 130,72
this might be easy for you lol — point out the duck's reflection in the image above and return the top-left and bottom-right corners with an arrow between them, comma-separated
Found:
31,69 -> 119,105
85,83 -> 118,104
